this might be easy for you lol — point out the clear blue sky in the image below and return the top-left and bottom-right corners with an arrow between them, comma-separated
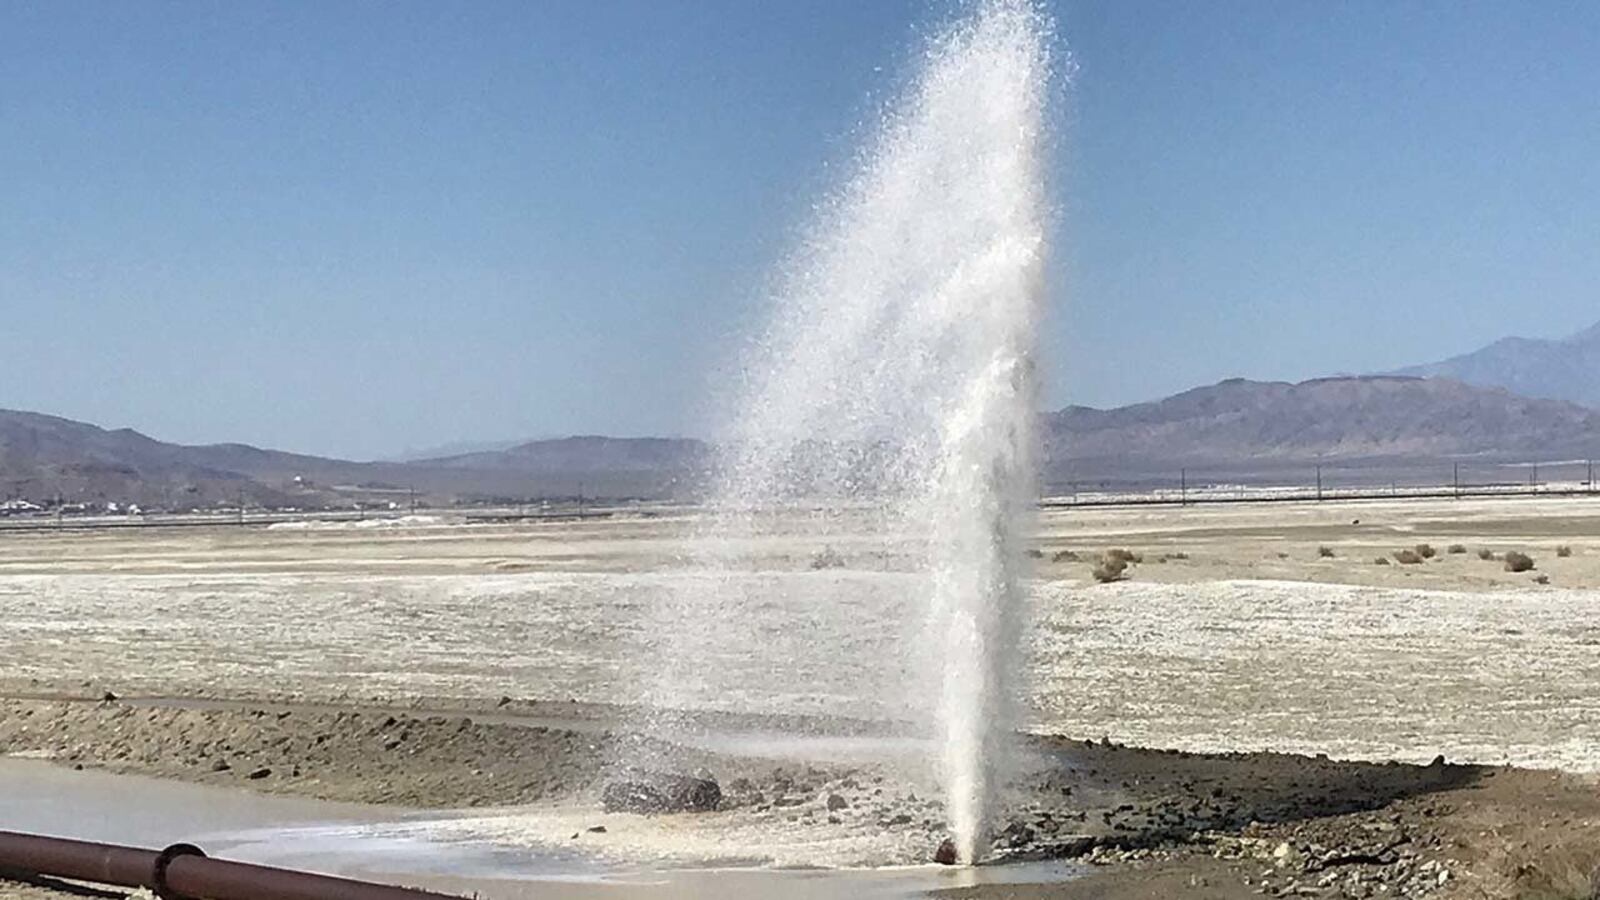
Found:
4,1 -> 1597,459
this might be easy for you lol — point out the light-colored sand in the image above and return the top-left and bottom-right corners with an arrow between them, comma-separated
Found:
4,498 -> 1599,899
1,497 -> 1597,773
1035,495 -> 1600,592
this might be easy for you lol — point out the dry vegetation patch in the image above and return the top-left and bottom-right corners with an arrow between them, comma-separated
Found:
1093,555 -> 1130,583
1504,551 -> 1536,573
1092,548 -> 1145,583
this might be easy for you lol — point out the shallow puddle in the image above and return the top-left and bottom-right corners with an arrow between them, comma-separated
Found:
0,758 -> 1077,898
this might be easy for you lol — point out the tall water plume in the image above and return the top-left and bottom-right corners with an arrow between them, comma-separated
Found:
644,0 -> 1051,865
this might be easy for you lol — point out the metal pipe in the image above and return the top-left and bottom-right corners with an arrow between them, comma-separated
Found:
0,831 -> 463,900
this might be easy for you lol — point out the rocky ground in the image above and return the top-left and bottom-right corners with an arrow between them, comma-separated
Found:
2,694 -> 1598,899
944,763 -> 1600,899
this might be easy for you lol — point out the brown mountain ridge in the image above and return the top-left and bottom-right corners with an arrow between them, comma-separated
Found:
5,375 -> 1598,508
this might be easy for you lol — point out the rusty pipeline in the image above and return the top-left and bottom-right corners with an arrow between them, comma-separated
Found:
0,830 -> 464,900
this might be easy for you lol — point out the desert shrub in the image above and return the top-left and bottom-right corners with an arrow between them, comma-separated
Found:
1092,555 -> 1129,583
1415,543 -> 1437,559
1447,544 -> 1467,555
1477,548 -> 1497,561
1051,549 -> 1079,563
1534,574 -> 1551,585
1165,551 -> 1189,560
1394,549 -> 1424,565
1025,548 -> 1044,559
1105,548 -> 1142,564
1504,551 -> 1536,573
1318,546 -> 1335,558
1374,557 -> 1390,566
809,547 -> 846,569
1557,545 -> 1574,558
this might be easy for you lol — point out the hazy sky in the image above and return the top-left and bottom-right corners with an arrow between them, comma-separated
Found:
4,1 -> 1597,459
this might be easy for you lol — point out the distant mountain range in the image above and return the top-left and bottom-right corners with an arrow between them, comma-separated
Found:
385,438 -> 527,463
1046,375 -> 1600,487
1393,319 -> 1600,410
420,435 -> 708,475
6,319 -> 1600,507
6,375 -> 1598,508
0,410 -> 706,509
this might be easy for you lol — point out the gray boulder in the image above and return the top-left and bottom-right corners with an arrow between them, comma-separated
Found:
602,772 -> 722,814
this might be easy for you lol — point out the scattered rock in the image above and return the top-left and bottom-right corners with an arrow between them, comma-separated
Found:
826,793 -> 848,811
934,839 -> 959,865
602,773 -> 721,813
602,781 -> 667,813
246,767 -> 271,780
586,825 -> 607,834
1000,820 -> 1037,848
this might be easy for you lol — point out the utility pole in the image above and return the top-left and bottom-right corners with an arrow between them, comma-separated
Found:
1180,468 -> 1187,506
1454,462 -> 1461,499
1315,465 -> 1323,502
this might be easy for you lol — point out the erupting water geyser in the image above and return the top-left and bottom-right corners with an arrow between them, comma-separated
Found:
646,0 -> 1052,866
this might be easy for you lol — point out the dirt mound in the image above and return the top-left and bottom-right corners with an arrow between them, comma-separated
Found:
0,697 -> 608,807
